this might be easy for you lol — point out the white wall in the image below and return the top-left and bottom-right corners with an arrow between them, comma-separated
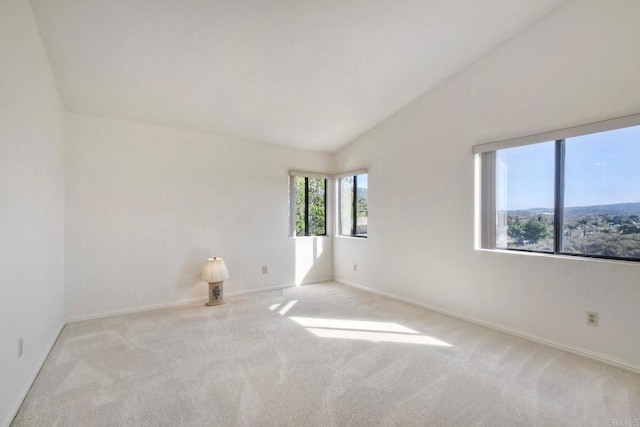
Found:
334,0 -> 640,369
65,113 -> 333,320
0,0 -> 66,424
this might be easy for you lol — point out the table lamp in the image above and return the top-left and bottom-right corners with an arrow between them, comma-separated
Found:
201,256 -> 230,306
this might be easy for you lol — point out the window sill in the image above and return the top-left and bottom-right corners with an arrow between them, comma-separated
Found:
475,248 -> 640,266
335,235 -> 368,240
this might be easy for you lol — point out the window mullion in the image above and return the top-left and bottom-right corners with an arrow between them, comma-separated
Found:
554,140 -> 566,254
323,179 -> 327,235
352,175 -> 357,236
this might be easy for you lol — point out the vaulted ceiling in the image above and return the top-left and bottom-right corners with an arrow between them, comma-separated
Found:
30,0 -> 565,151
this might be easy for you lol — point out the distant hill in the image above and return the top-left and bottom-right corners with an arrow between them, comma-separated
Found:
564,203 -> 640,219
507,202 -> 640,219
507,208 -> 554,217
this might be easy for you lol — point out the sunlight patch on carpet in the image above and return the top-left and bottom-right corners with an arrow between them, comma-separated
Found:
278,300 -> 298,315
306,328 -> 452,346
289,317 -> 452,346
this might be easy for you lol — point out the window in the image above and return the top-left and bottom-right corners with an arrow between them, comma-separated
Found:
476,116 -> 640,261
339,172 -> 368,237
495,142 -> 555,252
290,174 -> 326,236
562,128 -> 640,258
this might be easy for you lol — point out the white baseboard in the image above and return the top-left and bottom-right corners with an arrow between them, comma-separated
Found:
5,321 -> 65,427
335,278 -> 640,374
65,278 -> 333,324
66,296 -> 210,323
227,277 -> 332,297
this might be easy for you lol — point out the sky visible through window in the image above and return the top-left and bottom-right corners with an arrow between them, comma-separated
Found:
358,174 -> 368,190
565,127 -> 640,207
498,125 -> 640,210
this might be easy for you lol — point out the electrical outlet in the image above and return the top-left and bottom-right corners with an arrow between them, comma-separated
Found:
262,266 -> 268,274
587,311 -> 599,326
18,338 -> 23,358
353,264 -> 358,271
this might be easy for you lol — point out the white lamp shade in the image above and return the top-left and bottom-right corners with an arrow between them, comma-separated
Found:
201,257 -> 230,283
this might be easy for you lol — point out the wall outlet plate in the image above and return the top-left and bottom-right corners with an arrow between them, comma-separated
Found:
587,311 -> 599,326
262,266 -> 268,274
353,264 -> 358,271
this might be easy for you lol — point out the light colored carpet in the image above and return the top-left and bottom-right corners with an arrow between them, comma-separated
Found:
13,282 -> 640,426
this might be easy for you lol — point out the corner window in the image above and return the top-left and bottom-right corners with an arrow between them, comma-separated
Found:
477,118 -> 640,261
290,175 -> 326,236
339,173 -> 368,237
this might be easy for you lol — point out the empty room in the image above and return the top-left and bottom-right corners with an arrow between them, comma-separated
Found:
2,0 -> 640,425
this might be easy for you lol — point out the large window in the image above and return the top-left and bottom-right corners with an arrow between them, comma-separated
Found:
291,175 -> 326,236
339,173 -> 368,237
477,117 -> 640,261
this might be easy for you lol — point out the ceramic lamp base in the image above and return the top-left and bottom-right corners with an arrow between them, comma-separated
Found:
205,281 -> 224,306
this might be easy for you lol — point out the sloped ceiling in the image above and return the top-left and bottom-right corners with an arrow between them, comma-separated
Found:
30,0 -> 565,152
